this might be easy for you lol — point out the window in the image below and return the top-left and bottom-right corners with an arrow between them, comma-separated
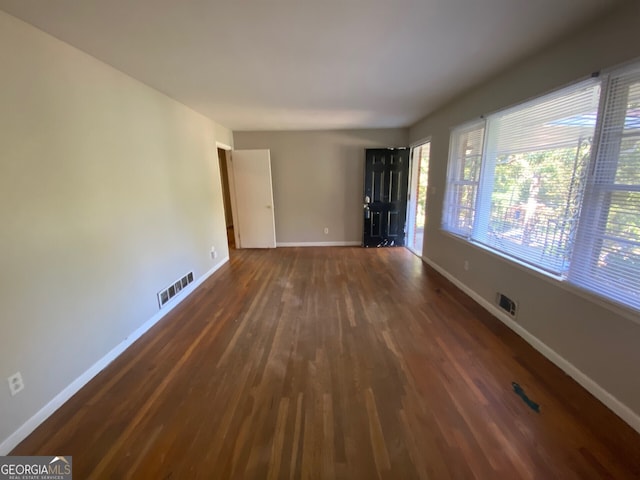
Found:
443,62 -> 640,311
571,66 -> 640,309
443,121 -> 485,237
477,80 -> 601,274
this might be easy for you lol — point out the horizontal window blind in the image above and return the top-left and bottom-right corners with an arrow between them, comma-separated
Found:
570,67 -> 640,310
442,121 -> 485,236
474,80 -> 601,274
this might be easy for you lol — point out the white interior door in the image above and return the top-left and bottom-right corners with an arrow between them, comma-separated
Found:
231,149 -> 276,248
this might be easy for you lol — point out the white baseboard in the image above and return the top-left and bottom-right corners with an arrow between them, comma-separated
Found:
276,241 -> 361,247
0,257 -> 229,455
421,255 -> 640,434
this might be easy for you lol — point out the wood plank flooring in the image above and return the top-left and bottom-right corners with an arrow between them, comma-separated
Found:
11,247 -> 640,479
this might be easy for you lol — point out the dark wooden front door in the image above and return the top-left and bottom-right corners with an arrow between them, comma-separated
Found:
363,148 -> 410,247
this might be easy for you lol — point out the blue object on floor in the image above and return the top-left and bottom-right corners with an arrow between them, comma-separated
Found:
512,382 -> 540,413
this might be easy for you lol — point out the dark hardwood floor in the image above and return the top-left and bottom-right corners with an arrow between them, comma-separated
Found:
11,247 -> 640,479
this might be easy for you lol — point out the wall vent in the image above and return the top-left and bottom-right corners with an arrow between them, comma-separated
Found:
496,292 -> 517,317
157,271 -> 194,308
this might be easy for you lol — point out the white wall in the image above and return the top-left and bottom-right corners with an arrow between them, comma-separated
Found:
0,11 -> 231,450
410,1 -> 640,428
234,129 -> 409,245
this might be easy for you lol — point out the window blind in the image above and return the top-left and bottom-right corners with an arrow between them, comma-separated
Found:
474,80 -> 601,274
570,67 -> 640,310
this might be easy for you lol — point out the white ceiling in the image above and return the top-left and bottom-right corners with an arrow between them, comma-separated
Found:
0,0 -> 622,131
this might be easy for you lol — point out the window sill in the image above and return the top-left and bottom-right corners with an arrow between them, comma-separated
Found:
439,229 -> 640,325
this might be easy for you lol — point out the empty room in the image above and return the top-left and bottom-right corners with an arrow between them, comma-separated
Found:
1,1 -> 640,478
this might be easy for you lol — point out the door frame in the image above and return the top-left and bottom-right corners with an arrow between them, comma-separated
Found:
216,142 -> 241,249
406,138 -> 431,256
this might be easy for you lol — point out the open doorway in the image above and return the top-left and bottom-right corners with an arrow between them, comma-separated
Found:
406,141 -> 430,255
217,148 -> 235,249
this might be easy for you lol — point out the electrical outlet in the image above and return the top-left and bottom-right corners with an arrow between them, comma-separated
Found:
464,260 -> 469,271
210,246 -> 216,259
324,227 -> 329,235
8,372 -> 24,396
